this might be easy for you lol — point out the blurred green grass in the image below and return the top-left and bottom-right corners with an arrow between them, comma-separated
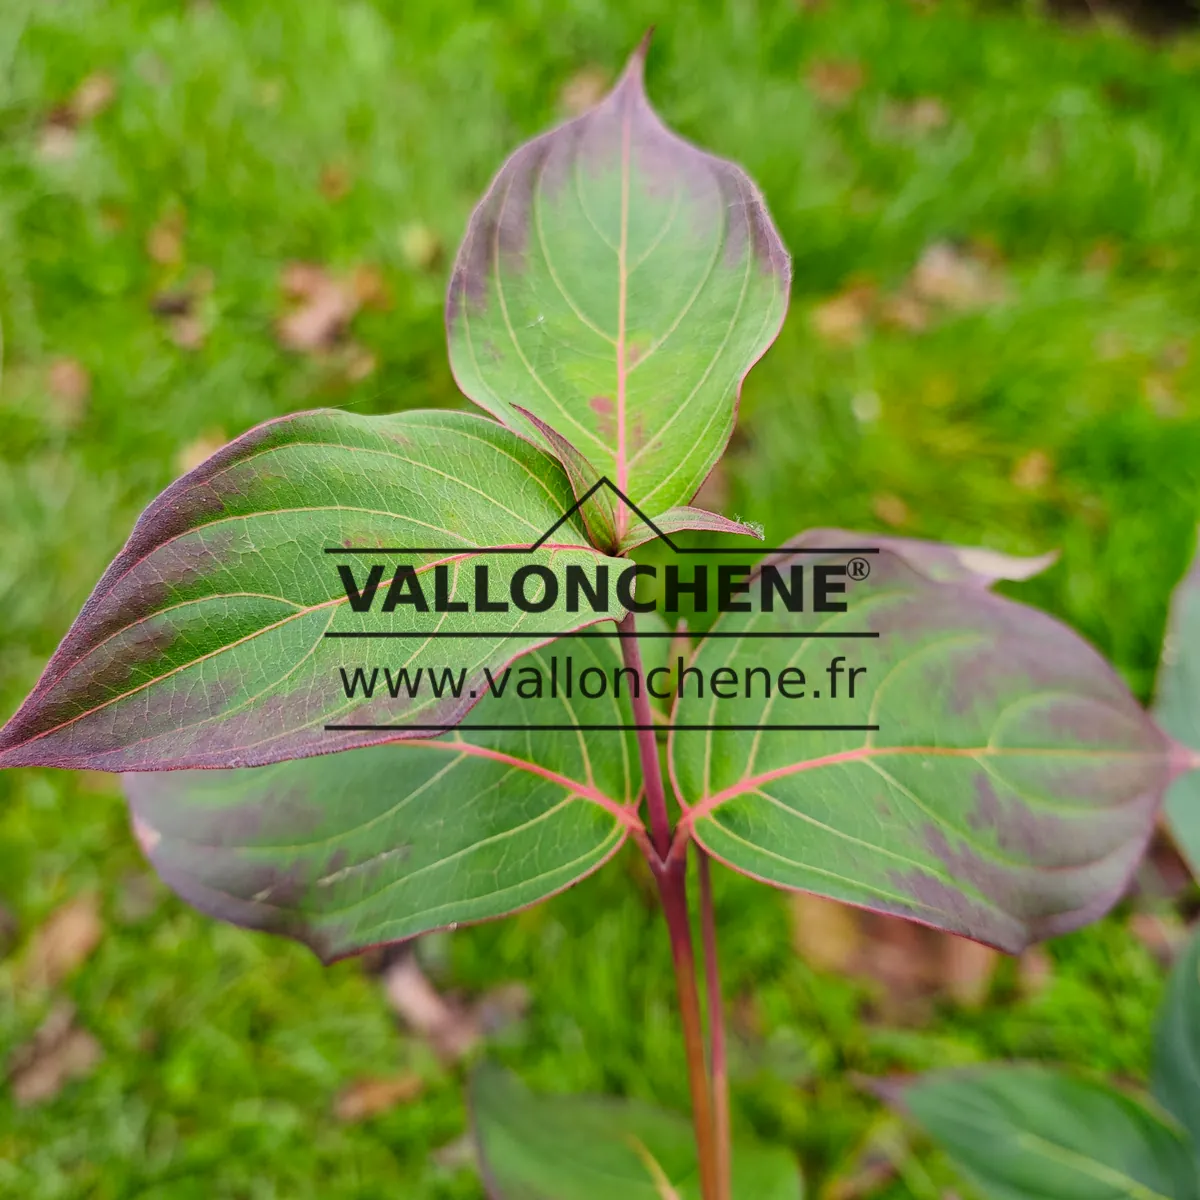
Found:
1,0 -> 1198,1196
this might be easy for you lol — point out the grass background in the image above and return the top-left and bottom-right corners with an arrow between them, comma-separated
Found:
1,0 -> 1199,1195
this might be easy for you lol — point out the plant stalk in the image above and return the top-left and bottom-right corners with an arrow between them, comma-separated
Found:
698,851 -> 731,1200
619,611 -> 672,860
619,612 -> 720,1200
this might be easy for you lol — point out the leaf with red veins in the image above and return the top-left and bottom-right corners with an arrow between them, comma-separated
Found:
619,506 -> 764,552
446,36 -> 790,531
123,638 -> 640,962
0,409 -> 625,772
670,535 -> 1175,954
514,406 -> 619,552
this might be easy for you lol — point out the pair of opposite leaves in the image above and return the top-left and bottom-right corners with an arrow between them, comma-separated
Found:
0,47 -> 1188,968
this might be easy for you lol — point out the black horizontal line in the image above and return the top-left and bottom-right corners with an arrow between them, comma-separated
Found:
322,630 -> 880,640
323,547 -> 881,556
325,724 -> 882,732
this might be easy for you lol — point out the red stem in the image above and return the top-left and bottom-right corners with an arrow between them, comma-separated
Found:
620,611 -> 672,859
620,612 -> 719,1200
699,851 -> 731,1200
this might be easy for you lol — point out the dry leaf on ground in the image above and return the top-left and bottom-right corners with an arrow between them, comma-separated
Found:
561,66 -> 609,115
277,263 -> 360,353
9,1001 -> 102,1106
872,493 -> 910,529
1011,449 -> 1052,492
46,358 -> 91,426
909,242 -> 1006,310
807,60 -> 866,105
883,96 -> 949,134
334,1073 -> 423,1121
792,899 -> 1000,1021
1016,945 -> 1054,998
146,213 -> 185,265
320,163 -> 352,202
22,895 -> 103,989
36,72 -> 117,162
71,74 -> 116,121
812,283 -> 875,345
1129,912 -> 1188,966
383,954 -> 480,1062
792,893 -> 863,972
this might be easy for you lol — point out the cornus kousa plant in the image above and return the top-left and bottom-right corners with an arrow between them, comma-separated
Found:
2,39 -> 1196,1199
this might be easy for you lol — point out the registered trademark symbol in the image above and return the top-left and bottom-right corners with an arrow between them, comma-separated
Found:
847,557 -> 871,581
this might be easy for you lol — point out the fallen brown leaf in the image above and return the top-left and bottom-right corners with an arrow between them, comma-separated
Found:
341,342 -> 378,382
1011,449 -> 1052,492
146,213 -> 185,266
1129,912 -> 1187,966
36,120 -> 77,162
431,1133 -> 477,1171
46,358 -> 91,426
277,263 -> 359,353
807,59 -> 866,106
1085,238 -> 1120,272
910,242 -> 1006,310
812,283 -> 875,345
475,982 -> 531,1035
167,314 -> 206,352
940,935 -> 999,1008
792,893 -> 863,973
9,1001 -> 102,1106
878,291 -> 929,333
1144,372 -> 1183,419
872,493 -> 910,529
351,264 -> 391,310
22,895 -> 103,989
71,73 -> 116,122
176,430 -> 227,475
383,954 -> 479,1062
883,96 -> 948,134
320,162 -> 353,202
334,1073 -> 423,1121
36,73 -> 117,163
1016,945 -> 1053,998
561,66 -> 609,116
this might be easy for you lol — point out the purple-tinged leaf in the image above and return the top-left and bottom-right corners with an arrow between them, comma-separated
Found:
792,528 -> 1058,588
619,506 -> 764,553
514,406 -> 619,552
670,536 -> 1173,953
0,409 -> 625,772
1153,530 -> 1200,875
123,639 -> 638,961
446,38 -> 790,533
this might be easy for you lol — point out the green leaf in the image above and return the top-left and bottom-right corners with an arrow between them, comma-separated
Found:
0,408 -> 625,771
1153,922 -> 1200,1151
889,1066 -> 1200,1200
1153,531 -> 1200,874
123,638 -> 638,961
670,532 -> 1172,952
619,507 -> 764,553
446,39 -> 790,530
516,405 -> 620,552
472,1067 -> 802,1200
